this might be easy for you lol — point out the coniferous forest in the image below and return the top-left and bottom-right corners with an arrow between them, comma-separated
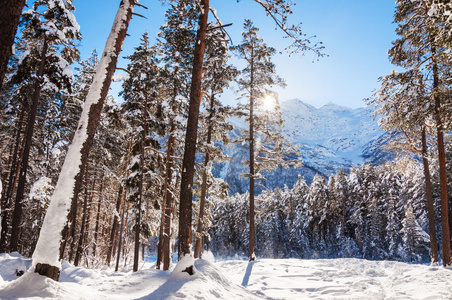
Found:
1,0 -> 452,288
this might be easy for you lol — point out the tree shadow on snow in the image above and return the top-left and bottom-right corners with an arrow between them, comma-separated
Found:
135,275 -> 187,300
241,261 -> 255,287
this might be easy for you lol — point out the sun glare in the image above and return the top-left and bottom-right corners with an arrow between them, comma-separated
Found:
262,95 -> 276,111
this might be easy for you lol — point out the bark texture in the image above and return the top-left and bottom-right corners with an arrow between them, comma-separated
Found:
0,0 -> 26,88
178,0 -> 209,266
421,127 -> 438,264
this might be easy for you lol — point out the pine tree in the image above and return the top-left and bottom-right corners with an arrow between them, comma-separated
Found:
176,0 -> 323,273
401,205 -> 430,262
193,21 -> 237,259
232,19 -> 301,261
33,0 -> 135,281
378,0 -> 451,265
121,32 -> 165,272
154,1 -> 195,270
8,0 -> 80,253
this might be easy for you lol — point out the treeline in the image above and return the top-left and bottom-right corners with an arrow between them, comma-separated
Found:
211,159 -> 442,263
0,0 -> 323,279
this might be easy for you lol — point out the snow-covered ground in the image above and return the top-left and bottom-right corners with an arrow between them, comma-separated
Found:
1,252 -> 452,299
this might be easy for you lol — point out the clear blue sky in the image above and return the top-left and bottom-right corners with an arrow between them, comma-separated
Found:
74,0 -> 398,109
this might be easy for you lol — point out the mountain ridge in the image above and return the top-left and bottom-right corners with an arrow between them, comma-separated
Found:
214,98 -> 394,194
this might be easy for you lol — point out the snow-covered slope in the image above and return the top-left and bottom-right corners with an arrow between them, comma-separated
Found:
215,99 -> 393,193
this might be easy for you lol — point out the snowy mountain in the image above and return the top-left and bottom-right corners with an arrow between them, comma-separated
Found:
214,98 -> 394,194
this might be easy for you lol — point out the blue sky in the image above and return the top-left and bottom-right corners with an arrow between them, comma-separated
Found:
74,0 -> 398,109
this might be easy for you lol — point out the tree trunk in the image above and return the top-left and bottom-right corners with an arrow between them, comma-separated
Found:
248,48 -> 256,262
431,46 -> 451,267
11,38 -> 48,252
421,127 -> 439,265
106,185 -> 122,266
178,0 -> 209,273
194,93 -> 215,259
133,141 -> 143,272
0,107 -> 25,252
115,201 -> 127,272
0,0 -> 26,88
32,0 -> 135,281
74,165 -> 90,267
93,179 -> 104,257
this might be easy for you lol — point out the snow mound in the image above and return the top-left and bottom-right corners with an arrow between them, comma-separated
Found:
0,254 -> 261,300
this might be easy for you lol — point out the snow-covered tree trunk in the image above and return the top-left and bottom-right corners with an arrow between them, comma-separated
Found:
0,0 -> 26,88
178,0 -> 209,274
32,0 -> 135,281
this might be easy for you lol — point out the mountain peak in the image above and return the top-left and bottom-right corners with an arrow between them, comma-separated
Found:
318,102 -> 352,113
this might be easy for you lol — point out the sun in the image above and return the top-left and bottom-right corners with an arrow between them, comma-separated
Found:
262,94 -> 276,111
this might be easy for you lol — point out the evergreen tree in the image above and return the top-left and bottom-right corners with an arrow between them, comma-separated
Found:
154,1 -> 195,270
33,0 -> 136,281
8,0 -> 80,253
121,32 -> 165,272
232,19 -> 301,261
385,0 -> 451,266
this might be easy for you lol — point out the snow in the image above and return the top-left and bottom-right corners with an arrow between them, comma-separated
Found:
2,253 -> 452,299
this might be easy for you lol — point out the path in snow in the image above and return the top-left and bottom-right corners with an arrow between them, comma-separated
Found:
216,258 -> 452,300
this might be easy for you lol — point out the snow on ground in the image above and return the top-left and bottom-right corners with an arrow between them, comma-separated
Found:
1,253 -> 452,299
217,258 -> 452,300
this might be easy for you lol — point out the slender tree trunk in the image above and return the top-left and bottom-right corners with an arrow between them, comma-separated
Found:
178,0 -> 209,273
74,166 -> 90,267
11,38 -> 48,252
142,207 -> 148,261
0,107 -> 25,252
133,94 -> 148,272
194,93 -> 215,259
0,0 -> 26,88
93,179 -> 104,257
106,185 -> 123,266
421,127 -> 439,265
248,49 -> 256,262
162,120 -> 176,270
115,201 -> 127,272
432,51 -> 451,267
32,0 -> 135,281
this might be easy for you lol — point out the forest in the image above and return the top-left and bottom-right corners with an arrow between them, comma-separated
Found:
0,0 -> 452,286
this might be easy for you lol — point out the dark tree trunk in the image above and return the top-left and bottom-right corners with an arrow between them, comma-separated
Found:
194,93 -> 215,259
248,49 -> 256,262
133,92 -> 148,272
421,127 -> 439,265
74,166 -> 90,267
93,179 -> 104,257
106,185 -> 122,266
11,39 -> 48,252
432,56 -> 451,267
115,202 -> 127,272
33,0 -> 135,281
0,107 -> 25,252
0,0 -> 26,88
178,0 -> 209,271
161,119 -> 176,270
